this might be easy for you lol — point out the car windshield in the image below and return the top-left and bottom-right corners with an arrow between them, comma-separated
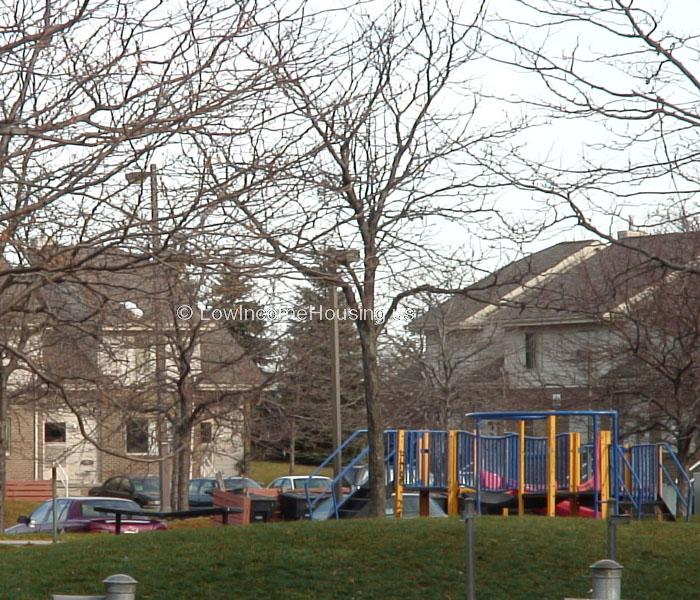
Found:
297,477 -> 331,490
132,478 -> 160,493
189,480 -> 205,494
224,477 -> 261,489
81,499 -> 141,518
189,480 -> 215,494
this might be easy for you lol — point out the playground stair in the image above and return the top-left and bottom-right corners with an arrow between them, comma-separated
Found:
619,498 -> 675,521
337,486 -> 371,518
335,481 -> 395,518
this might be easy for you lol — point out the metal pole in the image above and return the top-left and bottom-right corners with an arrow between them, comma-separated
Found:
607,514 -> 629,562
464,497 -> 476,600
607,517 -> 617,562
51,464 -> 58,544
149,165 -> 171,513
328,270 -> 342,502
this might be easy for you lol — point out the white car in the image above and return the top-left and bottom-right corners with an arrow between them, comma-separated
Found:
266,475 -> 333,492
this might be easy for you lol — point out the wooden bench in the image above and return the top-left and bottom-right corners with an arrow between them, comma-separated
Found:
6,480 -> 53,501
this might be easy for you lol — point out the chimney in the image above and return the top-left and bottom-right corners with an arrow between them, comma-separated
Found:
617,216 -> 647,240
617,230 -> 646,240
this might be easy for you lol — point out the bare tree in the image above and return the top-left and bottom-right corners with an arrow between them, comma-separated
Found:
385,287 -> 504,429
209,0 -> 524,515
0,0 -> 297,521
479,0 -> 700,251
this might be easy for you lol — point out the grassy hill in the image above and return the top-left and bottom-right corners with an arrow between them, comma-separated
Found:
0,516 -> 697,599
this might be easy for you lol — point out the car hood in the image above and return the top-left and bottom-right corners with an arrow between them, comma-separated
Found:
3,524 -> 27,535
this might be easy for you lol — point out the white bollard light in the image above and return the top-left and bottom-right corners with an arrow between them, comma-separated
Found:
103,574 -> 138,600
590,559 -> 623,600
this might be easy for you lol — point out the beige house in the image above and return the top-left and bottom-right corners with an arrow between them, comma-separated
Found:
416,230 -> 700,462
3,244 -> 262,493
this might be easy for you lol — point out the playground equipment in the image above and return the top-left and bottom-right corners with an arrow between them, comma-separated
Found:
307,410 -> 694,521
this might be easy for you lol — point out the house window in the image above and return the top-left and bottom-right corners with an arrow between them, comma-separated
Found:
44,422 -> 66,444
132,347 -> 153,380
126,418 -> 149,454
200,422 -> 213,444
524,332 -> 538,369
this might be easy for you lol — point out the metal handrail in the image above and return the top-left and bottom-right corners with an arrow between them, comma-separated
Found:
306,429 -> 398,520
307,429 -> 368,478
613,446 -> 643,517
305,429 -> 368,519
658,443 -> 694,521
307,446 -> 370,519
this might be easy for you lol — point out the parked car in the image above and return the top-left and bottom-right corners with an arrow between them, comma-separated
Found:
188,477 -> 263,507
3,497 -> 167,535
310,492 -> 448,520
267,475 -> 333,492
88,475 -> 160,508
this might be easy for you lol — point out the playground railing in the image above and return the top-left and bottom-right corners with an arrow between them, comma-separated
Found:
524,436 -> 547,493
457,431 -> 475,488
556,434 -> 570,491
659,443 -> 694,521
580,443 -> 595,484
629,444 -> 658,504
613,445 -> 643,517
456,431 -> 519,492
479,433 -> 518,492
402,429 -> 450,489
305,429 -> 367,520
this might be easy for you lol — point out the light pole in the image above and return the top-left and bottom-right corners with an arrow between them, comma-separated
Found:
125,165 -> 171,512
325,248 -> 360,500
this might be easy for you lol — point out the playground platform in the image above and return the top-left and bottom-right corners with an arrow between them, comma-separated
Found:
307,410 -> 695,522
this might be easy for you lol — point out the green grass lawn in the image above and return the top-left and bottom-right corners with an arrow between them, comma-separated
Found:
249,460 -> 332,485
3,500 -> 38,529
0,516 -> 697,599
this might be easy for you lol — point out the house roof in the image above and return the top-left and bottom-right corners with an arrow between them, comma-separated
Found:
418,231 -> 700,330
415,239 -> 598,330
495,231 -> 700,325
10,242 -> 263,388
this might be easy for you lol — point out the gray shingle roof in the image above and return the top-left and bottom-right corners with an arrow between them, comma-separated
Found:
495,231 -> 700,324
419,231 -> 700,329
416,239 -> 597,329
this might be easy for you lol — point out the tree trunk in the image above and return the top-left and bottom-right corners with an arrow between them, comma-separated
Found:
241,393 -> 254,475
171,389 -> 193,511
0,373 -> 7,532
289,417 -> 296,475
170,427 -> 192,511
674,432 -> 693,520
176,442 -> 191,511
358,321 -> 386,517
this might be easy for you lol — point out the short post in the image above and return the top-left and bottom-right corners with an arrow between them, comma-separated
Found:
103,574 -> 138,600
52,464 -> 58,544
115,512 -> 122,536
607,514 -> 630,562
464,497 -> 476,600
590,559 -> 623,600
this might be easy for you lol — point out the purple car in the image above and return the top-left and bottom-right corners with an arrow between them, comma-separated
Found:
4,497 -> 167,535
